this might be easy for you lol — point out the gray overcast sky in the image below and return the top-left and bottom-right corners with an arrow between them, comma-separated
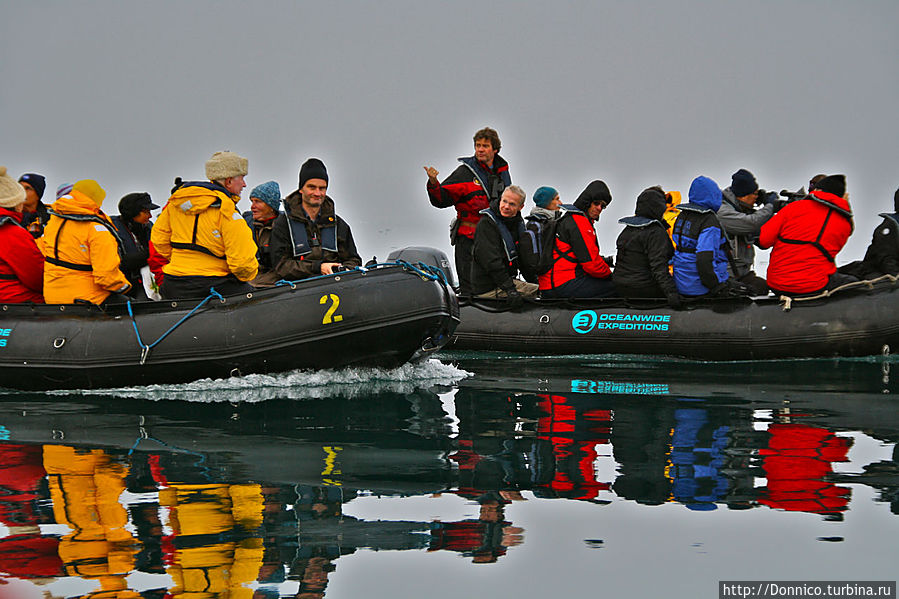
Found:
3,1 -> 897,262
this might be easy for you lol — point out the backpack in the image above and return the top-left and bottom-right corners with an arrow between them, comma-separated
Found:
521,213 -> 561,276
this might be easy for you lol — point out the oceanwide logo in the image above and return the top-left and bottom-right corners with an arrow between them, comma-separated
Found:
571,310 -> 671,334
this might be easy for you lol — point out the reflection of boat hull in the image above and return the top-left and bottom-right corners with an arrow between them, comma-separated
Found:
0,264 -> 459,390
451,281 -> 899,360
0,395 -> 456,494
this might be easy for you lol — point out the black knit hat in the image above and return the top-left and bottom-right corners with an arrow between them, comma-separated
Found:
893,187 -> 899,213
118,192 -> 159,222
730,169 -> 758,197
298,158 -> 328,189
815,174 -> 846,198
18,173 -> 46,200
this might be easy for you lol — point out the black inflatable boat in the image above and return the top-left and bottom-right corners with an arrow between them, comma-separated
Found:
450,277 -> 899,361
0,261 -> 459,390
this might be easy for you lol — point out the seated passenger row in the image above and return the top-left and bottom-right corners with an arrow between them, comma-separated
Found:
467,171 -> 884,307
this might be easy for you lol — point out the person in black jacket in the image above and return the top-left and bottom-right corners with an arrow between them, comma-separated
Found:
269,158 -> 361,280
111,192 -> 160,298
838,187 -> 899,280
470,185 -> 537,305
612,186 -> 681,308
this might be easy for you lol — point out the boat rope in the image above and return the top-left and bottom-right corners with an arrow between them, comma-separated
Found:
127,288 -> 225,365
778,273 -> 899,311
270,260 -> 450,288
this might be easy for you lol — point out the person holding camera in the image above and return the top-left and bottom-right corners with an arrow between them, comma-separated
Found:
716,168 -> 777,295
269,158 -> 361,281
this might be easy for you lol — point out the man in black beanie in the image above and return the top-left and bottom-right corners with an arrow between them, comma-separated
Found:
18,172 -> 50,238
269,158 -> 362,280
717,168 -> 779,295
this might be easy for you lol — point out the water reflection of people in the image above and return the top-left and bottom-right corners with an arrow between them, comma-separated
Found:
429,491 -> 524,564
759,422 -> 852,515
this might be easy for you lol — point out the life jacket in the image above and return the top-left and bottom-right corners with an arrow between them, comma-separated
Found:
671,203 -> 728,254
44,210 -> 124,272
478,206 -> 524,263
875,213 -> 899,252
459,156 -> 508,203
167,184 -> 231,261
287,213 -> 337,257
618,215 -> 664,229
776,193 -> 854,264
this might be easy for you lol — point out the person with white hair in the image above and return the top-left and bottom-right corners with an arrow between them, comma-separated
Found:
151,151 -> 259,299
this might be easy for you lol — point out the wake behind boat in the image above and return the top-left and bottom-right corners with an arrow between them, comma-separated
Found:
450,276 -> 899,361
0,261 -> 459,390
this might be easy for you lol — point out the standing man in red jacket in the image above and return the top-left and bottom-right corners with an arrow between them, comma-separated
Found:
759,174 -> 855,296
424,127 -> 511,296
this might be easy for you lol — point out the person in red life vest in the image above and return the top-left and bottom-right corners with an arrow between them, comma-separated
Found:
540,180 -> 617,298
424,127 -> 511,296
759,174 -> 856,296
0,167 -> 44,303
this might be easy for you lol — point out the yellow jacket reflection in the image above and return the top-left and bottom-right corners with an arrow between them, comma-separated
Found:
43,445 -> 141,598
159,482 -> 265,599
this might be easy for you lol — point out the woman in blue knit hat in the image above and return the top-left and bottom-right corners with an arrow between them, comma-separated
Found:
242,180 -> 281,284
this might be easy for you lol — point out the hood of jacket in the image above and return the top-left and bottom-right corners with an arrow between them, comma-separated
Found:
687,176 -> 722,212
573,180 -> 612,213
0,206 -> 23,223
167,182 -> 238,218
635,186 -> 667,221
284,190 -> 336,223
528,205 -> 559,221
50,190 -> 105,217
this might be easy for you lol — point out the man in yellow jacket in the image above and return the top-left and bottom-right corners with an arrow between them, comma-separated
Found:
151,151 -> 259,299
40,179 -> 132,305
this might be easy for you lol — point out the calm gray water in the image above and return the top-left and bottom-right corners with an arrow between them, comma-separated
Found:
0,354 -> 896,598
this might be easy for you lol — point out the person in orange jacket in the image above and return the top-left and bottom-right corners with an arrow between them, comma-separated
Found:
39,179 -> 131,304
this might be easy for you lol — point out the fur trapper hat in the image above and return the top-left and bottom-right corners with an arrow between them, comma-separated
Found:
0,167 -> 27,208
205,151 -> 248,182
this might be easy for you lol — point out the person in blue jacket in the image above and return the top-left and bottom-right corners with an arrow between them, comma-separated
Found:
671,176 -> 735,297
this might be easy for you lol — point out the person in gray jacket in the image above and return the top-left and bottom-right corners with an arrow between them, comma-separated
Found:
717,169 -> 777,295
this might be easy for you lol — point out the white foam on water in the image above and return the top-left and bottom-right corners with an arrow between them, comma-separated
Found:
46,358 -> 471,403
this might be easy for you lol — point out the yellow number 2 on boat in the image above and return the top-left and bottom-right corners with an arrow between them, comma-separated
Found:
319,294 -> 343,324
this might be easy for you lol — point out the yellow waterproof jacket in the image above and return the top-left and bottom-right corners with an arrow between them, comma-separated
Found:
39,191 -> 131,304
152,182 -> 258,281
